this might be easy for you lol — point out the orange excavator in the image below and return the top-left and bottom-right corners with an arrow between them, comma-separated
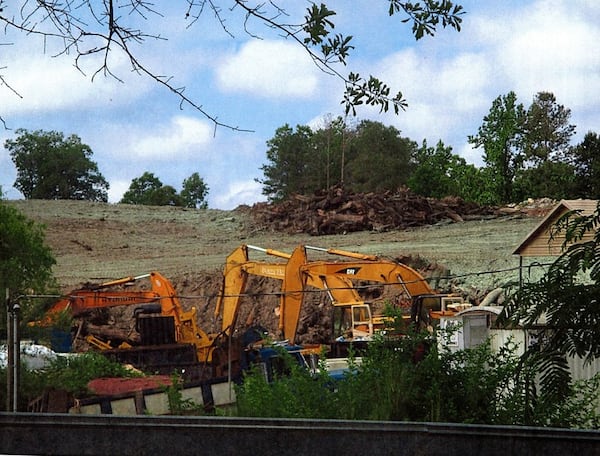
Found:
37,272 -> 217,366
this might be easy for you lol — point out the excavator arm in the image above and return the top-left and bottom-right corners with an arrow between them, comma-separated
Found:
43,290 -> 160,317
215,244 -> 291,338
147,271 -> 212,353
33,274 -> 162,327
299,259 -> 435,298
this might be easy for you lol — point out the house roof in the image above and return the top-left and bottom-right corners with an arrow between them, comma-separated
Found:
512,199 -> 598,257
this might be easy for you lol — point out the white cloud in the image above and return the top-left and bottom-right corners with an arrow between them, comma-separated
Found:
107,179 -> 131,204
215,40 -> 320,98
371,48 -> 490,144
458,142 -> 484,167
128,116 -> 213,160
435,53 -> 491,113
210,179 -> 264,210
495,0 -> 600,108
1,51 -> 151,116
0,152 -> 18,199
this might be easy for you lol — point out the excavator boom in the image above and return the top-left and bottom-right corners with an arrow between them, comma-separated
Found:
300,260 -> 434,297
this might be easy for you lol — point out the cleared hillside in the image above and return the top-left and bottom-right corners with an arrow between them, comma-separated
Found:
8,198 -> 549,345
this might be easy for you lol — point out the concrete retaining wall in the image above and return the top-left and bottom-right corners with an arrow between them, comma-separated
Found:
1,413 -> 599,456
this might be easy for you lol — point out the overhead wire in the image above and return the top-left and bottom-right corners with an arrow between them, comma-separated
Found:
16,261 -> 556,304
174,261 -> 556,301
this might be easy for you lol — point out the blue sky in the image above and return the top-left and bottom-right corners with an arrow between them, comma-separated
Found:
1,1 -> 599,209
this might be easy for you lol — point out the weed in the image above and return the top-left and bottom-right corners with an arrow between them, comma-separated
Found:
164,372 -> 204,415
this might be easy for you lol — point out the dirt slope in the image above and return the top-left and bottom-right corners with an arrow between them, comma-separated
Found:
8,199 -> 549,345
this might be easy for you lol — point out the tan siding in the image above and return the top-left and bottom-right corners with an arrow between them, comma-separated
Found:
514,200 -> 598,257
518,230 -> 595,256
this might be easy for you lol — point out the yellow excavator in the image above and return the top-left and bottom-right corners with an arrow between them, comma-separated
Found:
215,244 -> 365,342
285,245 -> 468,339
215,244 -> 468,346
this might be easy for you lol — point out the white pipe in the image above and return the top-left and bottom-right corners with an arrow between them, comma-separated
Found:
12,303 -> 20,412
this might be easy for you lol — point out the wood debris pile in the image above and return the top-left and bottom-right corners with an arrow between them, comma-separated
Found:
250,187 -> 502,235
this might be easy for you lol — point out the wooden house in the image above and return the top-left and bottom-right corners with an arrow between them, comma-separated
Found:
512,199 -> 598,257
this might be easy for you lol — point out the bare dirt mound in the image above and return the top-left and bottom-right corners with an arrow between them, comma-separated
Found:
9,195 -> 554,347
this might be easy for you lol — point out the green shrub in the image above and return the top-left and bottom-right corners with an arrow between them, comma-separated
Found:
235,346 -> 339,419
42,352 -> 143,398
235,326 -> 595,426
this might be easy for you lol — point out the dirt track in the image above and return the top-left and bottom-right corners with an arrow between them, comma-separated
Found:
8,199 -> 548,345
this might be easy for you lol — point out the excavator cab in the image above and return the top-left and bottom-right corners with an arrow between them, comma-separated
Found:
332,303 -> 374,341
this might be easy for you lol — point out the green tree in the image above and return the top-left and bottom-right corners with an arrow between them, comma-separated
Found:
571,132 -> 600,199
468,92 -> 526,204
153,185 -> 182,207
0,2 -> 464,129
310,116 -> 348,189
259,120 -> 418,201
345,120 -> 416,192
521,92 -> 576,165
0,201 -> 57,331
120,172 -> 181,206
408,139 -> 477,199
513,160 -> 576,201
259,124 -> 316,202
452,162 -> 494,205
5,129 -> 109,202
512,92 -> 577,200
180,172 -> 209,209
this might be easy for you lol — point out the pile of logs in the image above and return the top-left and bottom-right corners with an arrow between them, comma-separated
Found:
249,186 -> 501,235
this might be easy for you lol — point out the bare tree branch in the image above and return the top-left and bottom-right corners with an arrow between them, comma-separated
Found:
0,1 -> 464,130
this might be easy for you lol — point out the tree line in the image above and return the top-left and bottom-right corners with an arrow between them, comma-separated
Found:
3,91 -> 598,208
3,129 -> 209,208
260,91 -> 599,205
